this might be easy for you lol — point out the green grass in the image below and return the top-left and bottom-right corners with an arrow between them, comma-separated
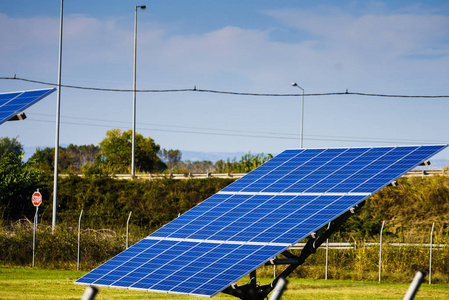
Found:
1,267 -> 449,300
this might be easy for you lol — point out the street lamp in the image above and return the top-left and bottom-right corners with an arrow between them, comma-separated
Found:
53,0 -> 64,232
291,82 -> 305,148
132,5 -> 146,178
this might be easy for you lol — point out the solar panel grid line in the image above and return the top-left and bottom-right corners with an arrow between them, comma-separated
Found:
111,241 -> 284,297
264,195 -> 366,244
224,194 -> 322,244
138,241 -> 228,295
0,92 -> 21,107
238,148 -> 328,193
287,147 -> 400,192
222,148 -> 318,193
244,195 -> 353,244
218,191 -> 371,196
186,244 -> 287,297
152,193 -> 236,239
145,236 -> 291,247
258,147 -> 357,194
86,239 -> 183,288
156,194 -> 273,241
167,244 -> 255,296
322,146 -> 399,194
289,147 -> 374,194
202,194 -> 290,242
345,145 -> 431,194
267,147 -> 391,194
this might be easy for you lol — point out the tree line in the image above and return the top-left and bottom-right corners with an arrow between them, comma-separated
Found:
0,131 -> 271,222
16,129 -> 272,175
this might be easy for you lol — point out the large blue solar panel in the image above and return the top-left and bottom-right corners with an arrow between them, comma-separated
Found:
0,88 -> 56,125
75,144 -> 447,297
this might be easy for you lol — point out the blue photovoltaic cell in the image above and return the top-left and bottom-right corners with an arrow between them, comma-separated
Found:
0,88 -> 56,125
150,194 -> 366,245
76,239 -> 284,297
75,145 -> 448,297
223,145 -> 446,194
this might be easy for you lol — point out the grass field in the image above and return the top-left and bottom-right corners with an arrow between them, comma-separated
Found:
1,267 -> 449,300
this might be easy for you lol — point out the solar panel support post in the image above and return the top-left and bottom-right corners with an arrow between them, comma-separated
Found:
224,204 -> 364,300
250,270 -> 257,287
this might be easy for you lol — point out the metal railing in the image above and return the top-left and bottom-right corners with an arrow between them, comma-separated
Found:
59,169 -> 447,180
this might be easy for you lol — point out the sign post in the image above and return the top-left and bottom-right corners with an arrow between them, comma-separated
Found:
32,189 -> 42,268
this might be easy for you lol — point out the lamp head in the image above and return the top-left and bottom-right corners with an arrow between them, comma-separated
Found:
139,5 -> 146,10
291,82 -> 297,87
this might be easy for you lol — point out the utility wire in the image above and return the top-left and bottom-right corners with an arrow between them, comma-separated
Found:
31,112 -> 449,144
27,117 -> 449,145
2,76 -> 449,98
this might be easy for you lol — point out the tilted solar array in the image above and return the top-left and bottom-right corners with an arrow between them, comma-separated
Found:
76,145 -> 447,297
0,88 -> 56,126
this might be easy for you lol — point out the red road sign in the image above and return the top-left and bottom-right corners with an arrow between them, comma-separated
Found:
32,191 -> 42,207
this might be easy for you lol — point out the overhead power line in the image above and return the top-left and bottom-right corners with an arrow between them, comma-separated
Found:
28,115 -> 449,145
2,76 -> 449,98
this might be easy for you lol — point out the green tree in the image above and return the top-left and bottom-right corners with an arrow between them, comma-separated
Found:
0,136 -> 23,157
235,152 -> 273,173
97,129 -> 166,173
159,148 -> 182,170
28,147 -> 53,172
0,152 -> 43,220
214,158 -> 238,173
29,144 -> 100,173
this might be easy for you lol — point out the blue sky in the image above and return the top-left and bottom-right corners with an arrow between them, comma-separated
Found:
1,0 -> 449,162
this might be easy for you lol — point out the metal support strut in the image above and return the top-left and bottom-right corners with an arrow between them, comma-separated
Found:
222,202 -> 365,300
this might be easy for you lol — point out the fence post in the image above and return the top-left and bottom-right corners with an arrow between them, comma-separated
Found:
379,220 -> 385,282
126,211 -> 132,249
77,209 -> 83,271
325,222 -> 331,280
32,206 -> 39,268
429,222 -> 435,284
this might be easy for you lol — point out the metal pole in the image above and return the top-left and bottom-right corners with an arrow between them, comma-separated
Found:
379,220 -> 385,282
81,286 -> 99,300
77,209 -> 83,271
325,222 -> 331,280
268,277 -> 288,300
131,6 -> 138,178
291,83 -> 305,148
53,0 -> 64,233
126,211 -> 132,249
32,206 -> 38,268
300,88 -> 304,148
429,222 -> 435,284
250,270 -> 257,287
403,271 -> 425,300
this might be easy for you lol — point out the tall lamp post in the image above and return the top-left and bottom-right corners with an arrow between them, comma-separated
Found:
291,82 -> 305,148
53,0 -> 64,232
132,5 -> 146,178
